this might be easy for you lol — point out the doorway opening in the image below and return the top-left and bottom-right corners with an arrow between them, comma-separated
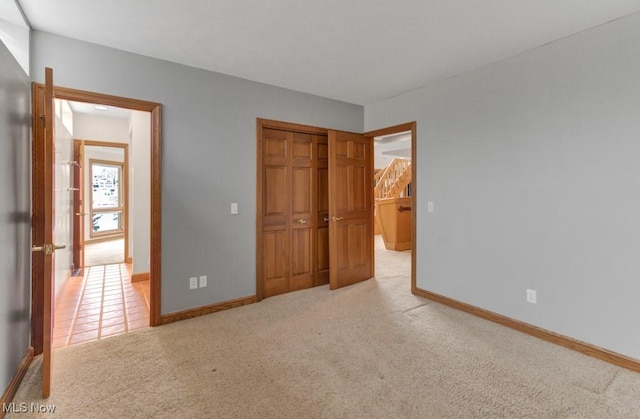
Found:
31,84 -> 162,359
365,123 -> 417,290
52,100 -> 149,348
79,140 -> 129,269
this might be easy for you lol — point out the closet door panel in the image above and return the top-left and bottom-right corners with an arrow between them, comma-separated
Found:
262,129 -> 290,297
290,133 -> 314,291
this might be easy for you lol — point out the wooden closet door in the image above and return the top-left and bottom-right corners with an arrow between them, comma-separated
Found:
262,128 -> 290,297
328,130 -> 373,290
261,128 -> 316,297
289,132 -> 314,291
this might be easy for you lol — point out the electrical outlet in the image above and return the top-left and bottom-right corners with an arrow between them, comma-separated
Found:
199,275 -> 207,288
231,203 -> 238,215
526,289 -> 537,304
189,277 -> 198,290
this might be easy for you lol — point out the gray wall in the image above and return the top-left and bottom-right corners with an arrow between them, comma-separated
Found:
0,40 -> 31,394
365,13 -> 640,359
31,31 -> 364,314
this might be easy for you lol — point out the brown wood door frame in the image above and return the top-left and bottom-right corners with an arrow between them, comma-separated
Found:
32,84 -> 163,360
80,141 -> 130,254
364,122 -> 417,293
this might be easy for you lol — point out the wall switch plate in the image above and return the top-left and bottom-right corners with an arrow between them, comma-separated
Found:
189,277 -> 198,290
526,289 -> 537,304
231,203 -> 238,215
199,275 -> 207,288
427,201 -> 435,213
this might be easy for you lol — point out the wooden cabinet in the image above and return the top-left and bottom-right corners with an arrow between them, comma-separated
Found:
376,197 -> 412,251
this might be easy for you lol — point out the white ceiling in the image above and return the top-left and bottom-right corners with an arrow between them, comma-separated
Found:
374,132 -> 411,159
67,100 -> 132,120
17,0 -> 640,105
0,0 -> 28,27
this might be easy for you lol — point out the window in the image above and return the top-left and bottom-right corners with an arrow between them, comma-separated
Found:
90,160 -> 124,237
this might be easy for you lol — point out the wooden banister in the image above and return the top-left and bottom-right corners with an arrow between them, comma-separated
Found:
374,158 -> 412,200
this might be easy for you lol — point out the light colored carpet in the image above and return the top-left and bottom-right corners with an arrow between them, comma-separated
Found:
9,241 -> 640,418
83,238 -> 124,267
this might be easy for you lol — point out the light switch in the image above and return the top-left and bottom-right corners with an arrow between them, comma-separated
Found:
231,203 -> 238,215
427,201 -> 434,213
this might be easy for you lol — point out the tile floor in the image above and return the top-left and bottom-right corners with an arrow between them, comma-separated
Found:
53,263 -> 150,348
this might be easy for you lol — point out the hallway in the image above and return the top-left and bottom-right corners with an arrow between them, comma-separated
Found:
53,264 -> 150,348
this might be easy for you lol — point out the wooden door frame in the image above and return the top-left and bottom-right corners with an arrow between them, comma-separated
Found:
31,85 -> 163,355
78,141 -> 129,257
364,122 -> 417,292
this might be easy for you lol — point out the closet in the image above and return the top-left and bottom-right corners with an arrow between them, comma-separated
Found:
257,119 -> 372,300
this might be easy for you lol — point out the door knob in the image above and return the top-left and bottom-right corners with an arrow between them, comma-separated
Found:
32,243 -> 66,255
323,217 -> 329,223
296,219 -> 307,224
331,216 -> 344,221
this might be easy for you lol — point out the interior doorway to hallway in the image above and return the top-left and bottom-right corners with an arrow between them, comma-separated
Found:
31,83 -> 163,360
365,123 -> 417,289
50,99 -> 151,348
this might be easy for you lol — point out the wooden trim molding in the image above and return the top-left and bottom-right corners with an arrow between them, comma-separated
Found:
149,105 -> 162,327
160,296 -> 257,325
413,287 -> 640,373
257,118 -> 328,135
131,272 -> 150,283
0,347 -> 34,418
87,158 -> 126,239
255,120 -> 264,301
